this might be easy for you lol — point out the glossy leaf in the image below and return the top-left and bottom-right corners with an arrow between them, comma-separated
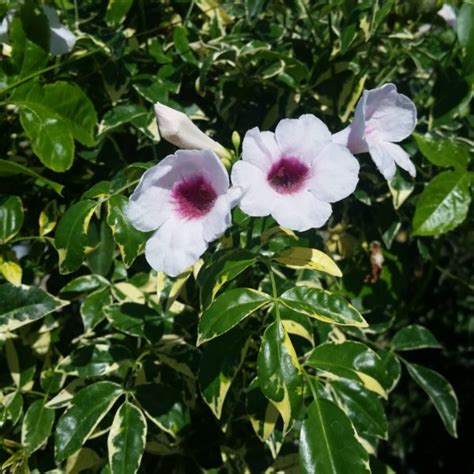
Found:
106,0 -> 133,27
80,287 -> 113,332
86,219 -> 115,276
55,200 -> 98,274
199,326 -> 250,419
305,342 -> 387,398
412,171 -> 471,236
406,362 -> 458,437
280,287 -> 368,327
0,283 -> 67,333
108,402 -> 147,474
104,302 -> 163,341
199,249 -> 257,307
413,133 -> 469,170
273,247 -> 342,277
60,275 -> 109,294
0,196 -> 24,244
392,325 -> 442,351
197,288 -> 271,345
107,195 -> 147,267
257,320 -> 303,433
330,379 -> 388,440
299,397 -> 370,474
21,399 -> 55,454
135,383 -> 190,437
55,381 -> 123,462
56,343 -> 132,378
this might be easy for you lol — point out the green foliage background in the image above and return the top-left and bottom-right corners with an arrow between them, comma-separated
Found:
0,0 -> 473,473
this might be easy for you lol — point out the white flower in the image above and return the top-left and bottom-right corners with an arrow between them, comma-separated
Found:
231,115 -> 360,232
126,150 -> 240,277
437,5 -> 457,30
154,103 -> 230,159
0,6 -> 76,55
333,83 -> 417,180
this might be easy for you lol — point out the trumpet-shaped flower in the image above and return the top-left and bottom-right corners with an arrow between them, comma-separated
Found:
126,150 -> 239,277
231,115 -> 360,232
0,6 -> 76,55
154,103 -> 230,159
333,83 -> 417,180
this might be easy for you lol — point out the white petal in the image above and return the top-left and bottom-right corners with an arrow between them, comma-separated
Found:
136,150 -> 229,196
309,143 -> 360,203
203,193 -> 233,242
438,5 -> 457,29
231,161 -> 278,216
42,5 -> 76,55
271,191 -> 332,232
275,114 -> 332,162
363,83 -> 417,142
145,219 -> 207,277
367,138 -> 398,180
380,141 -> 416,177
0,10 -> 14,44
241,127 -> 280,172
126,186 -> 173,232
154,103 -> 227,158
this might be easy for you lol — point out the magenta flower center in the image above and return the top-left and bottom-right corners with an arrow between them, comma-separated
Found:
267,157 -> 310,194
172,175 -> 217,219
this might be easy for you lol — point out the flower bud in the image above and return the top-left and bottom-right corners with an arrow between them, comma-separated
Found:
154,103 -> 231,160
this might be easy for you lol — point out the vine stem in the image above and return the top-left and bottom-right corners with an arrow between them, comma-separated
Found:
263,258 -> 281,322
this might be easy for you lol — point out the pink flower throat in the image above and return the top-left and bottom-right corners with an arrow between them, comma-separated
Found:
267,157 -> 309,194
172,175 -> 217,219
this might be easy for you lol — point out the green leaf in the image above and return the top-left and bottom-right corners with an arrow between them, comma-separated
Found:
0,283 -> 67,333
305,342 -> 387,398
104,303 -> 163,341
257,320 -> 303,433
379,350 -> 401,393
80,287 -> 113,332
273,247 -> 342,277
245,0 -> 269,22
458,3 -> 474,47
392,325 -> 442,351
5,339 -> 35,389
280,287 -> 368,328
299,397 -> 370,474
0,196 -> 24,244
21,399 -> 55,454
41,81 -> 97,147
55,200 -> 98,274
246,378 -> 280,443
56,343 -> 132,378
412,171 -> 471,236
405,362 -> 458,437
106,0 -> 134,27
14,81 -> 97,171
199,326 -> 250,419
173,26 -> 197,64
0,159 -> 64,195
199,249 -> 257,307
98,104 -> 149,138
60,275 -> 109,294
329,379 -> 388,440
55,381 -> 123,463
107,195 -> 147,267
108,402 -> 147,474
135,383 -> 190,437
413,133 -> 470,170
197,288 -> 271,345
86,219 -> 115,276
